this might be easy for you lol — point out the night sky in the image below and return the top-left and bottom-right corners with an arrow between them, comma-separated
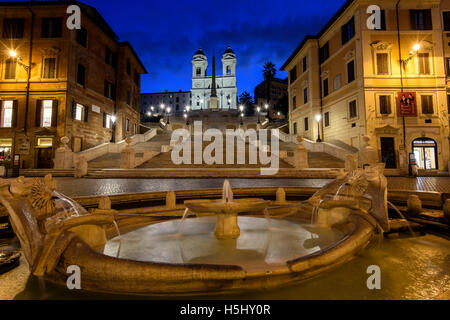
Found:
82,0 -> 345,95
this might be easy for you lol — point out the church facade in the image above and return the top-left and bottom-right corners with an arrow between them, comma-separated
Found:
191,47 -> 237,110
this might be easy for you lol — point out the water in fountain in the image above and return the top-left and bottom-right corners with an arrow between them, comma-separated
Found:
222,179 -> 233,202
112,220 -> 122,258
177,208 -> 190,234
387,201 -> 415,236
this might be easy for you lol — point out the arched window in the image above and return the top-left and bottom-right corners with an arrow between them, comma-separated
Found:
226,66 -> 231,74
196,67 -> 201,76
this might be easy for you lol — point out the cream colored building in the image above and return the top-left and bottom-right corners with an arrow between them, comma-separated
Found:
282,0 -> 450,174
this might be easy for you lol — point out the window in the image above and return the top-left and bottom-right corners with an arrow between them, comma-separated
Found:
3,18 -> 24,38
319,42 -> 329,64
126,59 -> 131,75
105,47 -> 116,66
379,95 -> 391,114
74,104 -> 83,121
35,100 -> 57,127
292,96 -> 296,110
421,95 -> 433,114
324,112 -> 330,127
196,67 -> 201,76
302,56 -> 307,72
133,123 -> 137,135
333,74 -> 342,90
226,66 -> 231,74
347,60 -> 355,83
304,117 -> 309,131
134,70 -> 140,85
41,17 -> 62,38
126,91 -> 131,105
410,10 -> 432,30
77,64 -> 86,86
293,122 -> 297,134
43,57 -> 56,78
303,88 -> 308,104
1,100 -> 15,127
417,53 -> 430,75
76,27 -> 87,47
448,95 -> 450,114
4,59 -> 16,79
376,53 -> 389,75
323,78 -> 329,97
104,80 -> 116,100
104,113 -> 112,129
341,17 -> 355,45
126,118 -> 130,132
447,58 -> 450,76
444,12 -> 450,31
42,100 -> 53,127
376,10 -> 387,30
290,66 -> 297,84
349,100 -> 357,119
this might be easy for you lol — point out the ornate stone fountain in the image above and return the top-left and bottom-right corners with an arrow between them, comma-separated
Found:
184,180 -> 269,239
0,167 -> 390,296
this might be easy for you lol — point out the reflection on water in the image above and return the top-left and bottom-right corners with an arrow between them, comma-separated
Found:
104,217 -> 345,271
54,178 -> 332,198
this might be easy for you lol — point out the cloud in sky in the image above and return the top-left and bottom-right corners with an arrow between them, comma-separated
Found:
80,0 -> 345,95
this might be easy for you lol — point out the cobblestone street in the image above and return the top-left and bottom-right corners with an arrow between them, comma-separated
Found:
387,177 -> 450,193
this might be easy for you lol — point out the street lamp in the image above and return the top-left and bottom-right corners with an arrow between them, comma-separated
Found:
402,43 -> 421,69
167,107 -> 171,124
186,105 -> 191,112
315,114 -> 322,142
256,106 -> 261,124
240,113 -> 244,125
9,50 -> 17,58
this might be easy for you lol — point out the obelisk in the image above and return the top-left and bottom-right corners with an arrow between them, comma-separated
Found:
210,49 -> 218,109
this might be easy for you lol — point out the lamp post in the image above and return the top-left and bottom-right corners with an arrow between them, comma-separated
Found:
256,106 -> 261,124
315,114 -> 322,142
167,107 -> 171,124
185,105 -> 191,125
110,115 -> 117,143
239,105 -> 244,125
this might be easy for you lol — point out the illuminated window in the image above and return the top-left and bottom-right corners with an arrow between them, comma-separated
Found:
42,100 -> 53,127
1,100 -> 13,127
75,104 -> 83,120
106,114 -> 111,129
37,137 -> 53,147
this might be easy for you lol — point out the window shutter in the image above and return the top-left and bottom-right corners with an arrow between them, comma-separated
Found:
72,100 -> 77,119
84,105 -> 89,122
103,112 -> 106,128
51,100 -> 58,127
12,100 -> 18,127
35,99 -> 42,127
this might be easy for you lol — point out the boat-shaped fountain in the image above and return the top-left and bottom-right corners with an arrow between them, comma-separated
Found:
0,165 -> 389,296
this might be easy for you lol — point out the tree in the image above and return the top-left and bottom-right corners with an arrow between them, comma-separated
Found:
262,62 -> 276,81
238,91 -> 255,116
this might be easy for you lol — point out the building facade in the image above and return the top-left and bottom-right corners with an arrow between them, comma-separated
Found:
282,0 -> 450,174
141,90 -> 191,118
191,47 -> 238,110
254,77 -> 288,116
0,1 -> 146,169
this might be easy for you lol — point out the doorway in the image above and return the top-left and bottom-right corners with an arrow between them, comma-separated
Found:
37,148 -> 53,168
412,138 -> 437,170
380,137 -> 396,168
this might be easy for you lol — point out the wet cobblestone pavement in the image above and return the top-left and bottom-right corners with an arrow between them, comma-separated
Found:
53,177 -> 450,197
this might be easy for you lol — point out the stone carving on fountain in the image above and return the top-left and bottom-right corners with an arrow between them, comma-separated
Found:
0,174 -> 114,276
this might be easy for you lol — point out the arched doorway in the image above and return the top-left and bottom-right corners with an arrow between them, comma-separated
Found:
412,138 -> 438,170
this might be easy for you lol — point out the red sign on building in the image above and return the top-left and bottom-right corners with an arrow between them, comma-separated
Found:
397,92 -> 417,116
